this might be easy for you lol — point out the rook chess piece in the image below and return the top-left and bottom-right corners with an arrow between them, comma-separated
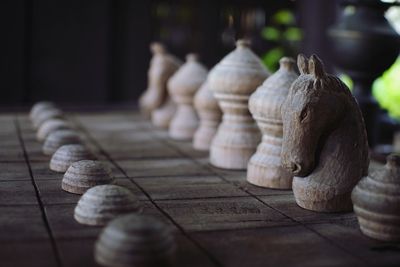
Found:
95,214 -> 176,267
193,80 -> 222,151
247,57 -> 298,189
139,42 -> 181,118
62,160 -> 114,194
74,184 -> 141,226
168,54 -> 207,140
281,54 -> 369,212
352,154 -> 400,241
208,40 -> 269,169
50,144 -> 95,173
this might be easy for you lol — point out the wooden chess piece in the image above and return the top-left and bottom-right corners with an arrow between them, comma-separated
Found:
151,97 -> 176,129
247,57 -> 298,189
208,40 -> 269,169
95,214 -> 176,267
37,118 -> 72,142
74,184 -> 141,226
281,54 -> 369,212
193,79 -> 222,151
50,144 -> 95,173
33,107 -> 64,130
168,54 -> 208,140
352,154 -> 400,241
30,101 -> 56,122
139,42 -> 181,118
42,129 -> 82,156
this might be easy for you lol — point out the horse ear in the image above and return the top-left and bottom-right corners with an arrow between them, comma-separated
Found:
309,54 -> 325,79
297,54 -> 309,75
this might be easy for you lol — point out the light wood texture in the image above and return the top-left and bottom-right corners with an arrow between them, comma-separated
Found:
50,144 -> 95,173
139,42 -> 181,118
151,96 -> 176,129
193,79 -> 222,151
208,40 -> 269,169
168,54 -> 208,140
281,54 -> 369,212
352,154 -> 400,241
95,214 -> 176,267
247,57 -> 298,189
37,118 -> 72,142
62,160 -> 114,194
74,184 -> 141,226
42,129 -> 82,156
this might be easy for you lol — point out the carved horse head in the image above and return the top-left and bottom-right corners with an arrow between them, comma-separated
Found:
281,54 -> 349,177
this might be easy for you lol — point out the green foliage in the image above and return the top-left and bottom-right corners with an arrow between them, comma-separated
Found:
262,47 -> 285,71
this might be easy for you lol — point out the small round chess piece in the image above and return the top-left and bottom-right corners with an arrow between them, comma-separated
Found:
193,80 -> 222,151
50,144 -> 95,173
95,214 -> 176,267
37,118 -> 72,142
139,42 -> 181,118
151,97 -> 176,129
42,129 -> 82,156
168,54 -> 208,140
208,40 -> 269,169
74,184 -> 141,226
352,154 -> 400,241
247,57 -> 298,189
30,101 -> 56,122
62,160 -> 114,194
33,107 -> 64,130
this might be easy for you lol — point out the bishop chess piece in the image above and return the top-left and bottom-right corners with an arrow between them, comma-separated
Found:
208,40 -> 269,169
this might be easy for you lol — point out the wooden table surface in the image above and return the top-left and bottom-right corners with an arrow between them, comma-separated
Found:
1,110 -> 399,267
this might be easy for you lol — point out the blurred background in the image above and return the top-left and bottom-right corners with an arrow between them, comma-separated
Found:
1,0 -> 400,126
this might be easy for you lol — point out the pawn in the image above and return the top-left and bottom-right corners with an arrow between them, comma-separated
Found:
62,160 -> 114,194
74,184 -> 141,226
50,144 -> 95,173
247,57 -> 298,189
95,214 -> 176,267
208,40 -> 269,169
151,97 -> 176,129
139,42 -> 181,118
37,118 -> 72,142
193,80 -> 222,151
42,129 -> 81,156
168,54 -> 208,140
352,154 -> 400,241
29,101 -> 56,122
33,107 -> 64,130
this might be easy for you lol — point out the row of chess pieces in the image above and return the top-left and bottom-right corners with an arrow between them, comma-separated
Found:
29,102 -> 177,267
139,40 -> 400,243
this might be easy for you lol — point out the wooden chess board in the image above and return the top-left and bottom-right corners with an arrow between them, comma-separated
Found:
1,110 -> 399,267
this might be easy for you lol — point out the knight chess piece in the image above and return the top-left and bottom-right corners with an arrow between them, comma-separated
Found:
208,40 -> 269,169
168,54 -> 208,140
281,54 -> 369,212
74,184 -> 141,226
193,79 -> 222,151
50,144 -> 95,173
247,57 -> 298,189
95,214 -> 176,267
62,160 -> 114,194
139,42 -> 181,118
37,118 -> 72,142
42,129 -> 82,156
352,154 -> 400,241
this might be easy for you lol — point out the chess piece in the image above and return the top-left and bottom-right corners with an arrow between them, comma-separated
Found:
29,101 -> 56,122
168,54 -> 208,140
33,107 -> 64,130
42,129 -> 82,156
37,118 -> 72,142
50,144 -> 95,173
281,54 -> 369,212
352,154 -> 400,241
151,97 -> 176,129
139,42 -> 181,118
193,79 -> 222,151
74,184 -> 141,226
95,214 -> 176,267
62,160 -> 114,194
208,40 -> 269,169
247,57 -> 298,189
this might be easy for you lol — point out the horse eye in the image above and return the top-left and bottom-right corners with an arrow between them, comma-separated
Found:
300,109 -> 308,122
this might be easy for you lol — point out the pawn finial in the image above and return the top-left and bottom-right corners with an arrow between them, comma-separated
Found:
279,57 -> 296,71
236,39 -> 251,48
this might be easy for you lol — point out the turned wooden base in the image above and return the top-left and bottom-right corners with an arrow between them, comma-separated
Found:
293,177 -> 353,212
151,100 -> 176,129
169,105 -> 198,141
193,123 -> 218,151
